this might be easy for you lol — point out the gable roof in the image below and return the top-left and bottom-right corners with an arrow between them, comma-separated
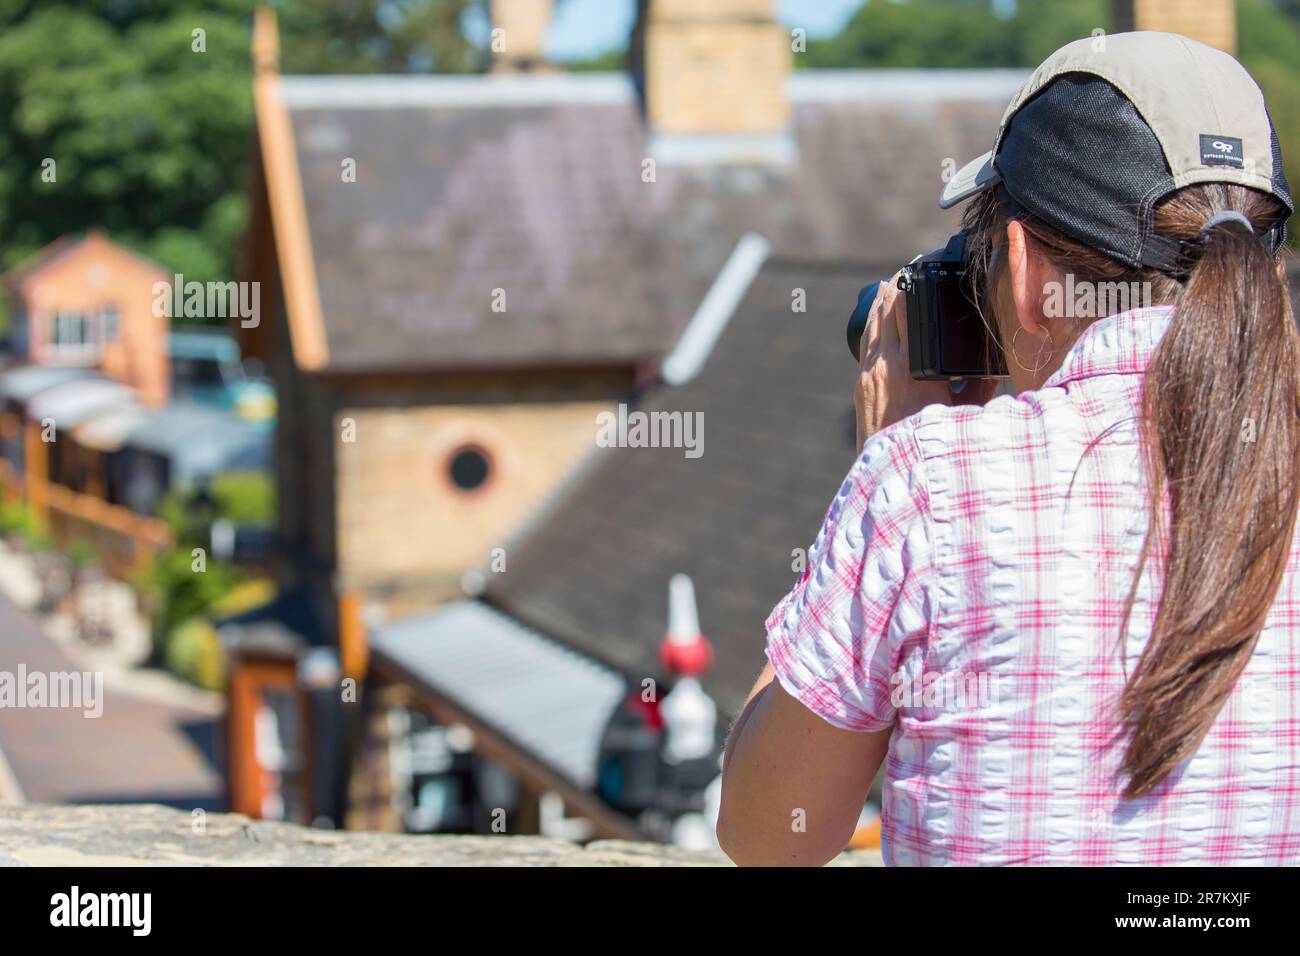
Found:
256,66 -> 1023,373
3,231 -> 167,293
482,256 -> 879,714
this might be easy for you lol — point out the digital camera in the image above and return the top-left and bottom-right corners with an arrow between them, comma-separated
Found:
847,232 -> 1009,380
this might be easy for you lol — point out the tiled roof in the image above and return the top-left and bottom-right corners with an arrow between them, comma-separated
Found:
279,70 -> 1016,371
483,257 -> 877,714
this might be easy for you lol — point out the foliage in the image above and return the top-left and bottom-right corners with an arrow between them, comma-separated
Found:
277,0 -> 481,74
1239,0 -> 1300,200
801,0 -> 1300,227
65,538 -> 96,568
801,0 -> 1018,69
0,497 -> 50,550
211,576 -> 276,618
164,616 -> 227,692
0,2 -> 256,284
143,542 -> 244,654
564,49 -> 626,72
0,0 -> 479,294
144,470 -> 274,667
157,470 -> 275,536
0,497 -> 27,533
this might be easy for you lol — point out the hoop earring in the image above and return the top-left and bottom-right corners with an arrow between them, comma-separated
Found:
1010,326 -> 1054,374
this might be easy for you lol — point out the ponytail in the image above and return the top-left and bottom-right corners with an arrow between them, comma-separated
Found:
963,183 -> 1299,798
1119,186 -> 1300,798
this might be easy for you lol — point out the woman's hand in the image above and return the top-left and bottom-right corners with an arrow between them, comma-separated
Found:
853,274 -> 999,449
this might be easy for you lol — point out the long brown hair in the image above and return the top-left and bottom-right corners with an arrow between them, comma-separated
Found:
963,183 -> 1300,798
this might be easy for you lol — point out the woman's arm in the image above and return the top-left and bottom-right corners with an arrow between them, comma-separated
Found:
718,271 -> 960,866
717,663 -> 891,866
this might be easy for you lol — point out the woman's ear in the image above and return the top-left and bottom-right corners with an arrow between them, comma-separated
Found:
1004,219 -> 1047,336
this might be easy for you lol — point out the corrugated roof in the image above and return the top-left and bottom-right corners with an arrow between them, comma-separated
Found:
170,416 -> 269,482
0,366 -> 98,404
72,403 -> 150,452
121,403 -> 240,455
119,402 -> 270,480
370,600 -> 626,790
26,379 -> 135,429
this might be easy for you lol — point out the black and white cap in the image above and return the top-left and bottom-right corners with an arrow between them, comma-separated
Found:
940,31 -> 1292,271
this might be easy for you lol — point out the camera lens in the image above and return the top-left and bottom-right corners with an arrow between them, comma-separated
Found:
847,280 -> 882,362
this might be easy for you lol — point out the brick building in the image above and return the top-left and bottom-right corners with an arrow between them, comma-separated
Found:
3,230 -> 171,408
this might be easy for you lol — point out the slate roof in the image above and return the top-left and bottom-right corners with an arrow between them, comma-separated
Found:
482,257 -> 877,714
277,69 -> 1023,371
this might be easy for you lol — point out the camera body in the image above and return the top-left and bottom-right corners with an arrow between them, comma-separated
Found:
847,232 -> 1009,381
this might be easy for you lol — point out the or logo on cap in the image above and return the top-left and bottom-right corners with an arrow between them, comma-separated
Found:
1199,134 -> 1245,169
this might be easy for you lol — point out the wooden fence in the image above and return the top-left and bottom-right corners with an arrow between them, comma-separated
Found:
0,459 -> 172,578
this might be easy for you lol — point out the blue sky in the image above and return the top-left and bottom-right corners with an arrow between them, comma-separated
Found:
465,0 -> 867,62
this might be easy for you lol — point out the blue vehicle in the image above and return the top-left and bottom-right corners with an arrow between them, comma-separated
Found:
168,329 -> 275,421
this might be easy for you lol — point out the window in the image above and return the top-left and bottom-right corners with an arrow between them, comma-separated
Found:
53,310 -> 87,347
100,305 -> 120,341
446,445 -> 491,493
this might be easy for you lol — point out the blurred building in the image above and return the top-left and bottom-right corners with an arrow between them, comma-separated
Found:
0,232 -> 274,574
2,230 -> 171,407
240,0 -> 1016,630
234,0 -> 1023,838
365,258 -> 897,842
1113,0 -> 1237,52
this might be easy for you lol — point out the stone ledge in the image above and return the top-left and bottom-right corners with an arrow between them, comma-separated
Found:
0,804 -> 883,867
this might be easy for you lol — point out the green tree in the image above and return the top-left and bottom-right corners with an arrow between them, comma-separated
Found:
277,0 -> 481,74
1233,0 -> 1300,205
0,0 -> 480,292
0,3 -> 256,282
802,0 -> 1017,69
1011,0 -> 1109,66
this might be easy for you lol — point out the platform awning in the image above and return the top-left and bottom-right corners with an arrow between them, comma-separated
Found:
72,403 -> 150,452
0,366 -> 98,405
27,379 -> 134,429
369,600 -> 627,793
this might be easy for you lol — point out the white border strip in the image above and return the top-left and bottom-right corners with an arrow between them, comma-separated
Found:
661,232 -> 771,386
280,72 -> 634,109
277,69 -> 1030,111
789,69 -> 1029,104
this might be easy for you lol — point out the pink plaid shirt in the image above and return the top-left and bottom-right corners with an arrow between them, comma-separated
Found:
766,306 -> 1300,865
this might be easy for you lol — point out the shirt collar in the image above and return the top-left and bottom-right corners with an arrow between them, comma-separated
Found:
1042,305 -> 1175,388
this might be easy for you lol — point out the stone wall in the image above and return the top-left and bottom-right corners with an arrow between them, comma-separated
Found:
0,803 -> 883,866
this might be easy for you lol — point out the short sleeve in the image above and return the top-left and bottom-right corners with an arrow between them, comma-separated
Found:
764,421 -> 933,732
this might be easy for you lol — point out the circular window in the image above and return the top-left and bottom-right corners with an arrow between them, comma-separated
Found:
447,445 -> 491,492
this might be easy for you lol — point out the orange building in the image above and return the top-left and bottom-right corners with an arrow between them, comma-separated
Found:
3,230 -> 171,407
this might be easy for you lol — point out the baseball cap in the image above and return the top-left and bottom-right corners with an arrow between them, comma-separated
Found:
939,31 -> 1293,272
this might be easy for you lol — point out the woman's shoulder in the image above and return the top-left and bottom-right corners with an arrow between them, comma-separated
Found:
904,389 -> 1057,463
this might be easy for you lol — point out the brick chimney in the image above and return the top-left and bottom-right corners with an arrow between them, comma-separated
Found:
490,0 -> 553,73
638,0 -> 793,164
1112,0 -> 1237,54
